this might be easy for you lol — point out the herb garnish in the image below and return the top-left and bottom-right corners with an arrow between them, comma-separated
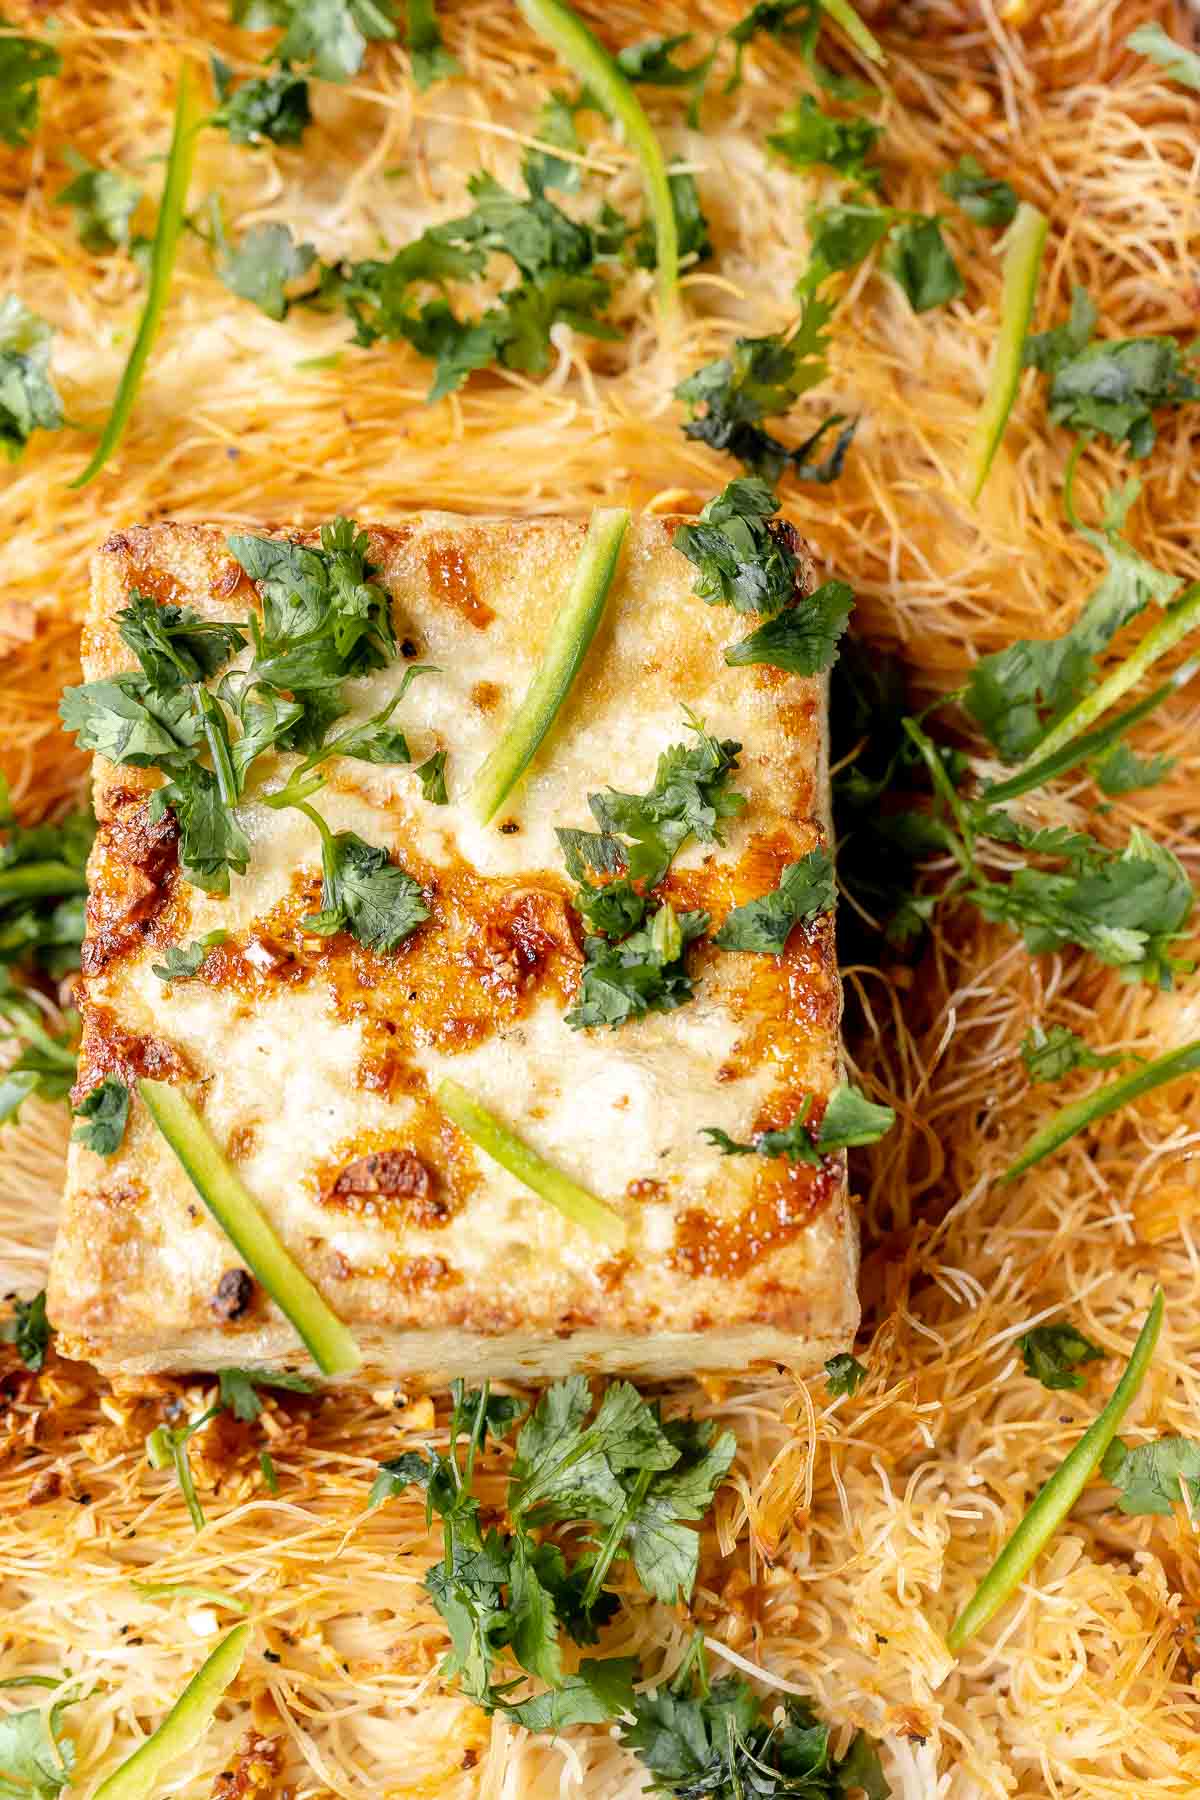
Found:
217,1366 -> 314,1419
568,901 -> 710,1030
211,55 -> 312,144
72,1077 -> 131,1156
0,295 -> 63,460
0,25 -> 61,146
1018,1322 -> 1105,1391
1126,22 -> 1200,92
1,1290 -> 50,1371
213,214 -> 318,320
725,581 -> 854,674
939,155 -> 1017,227
1024,287 -> 1200,457
232,0 -> 400,83
1101,1435 -> 1200,1515
0,1681 -> 78,1799
55,152 -> 142,253
799,202 -> 962,313
703,1080 -> 894,1162
151,931 -> 229,983
673,478 -> 799,614
0,977 -> 79,1127
370,1376 -> 734,1720
768,92 -> 881,187
824,1351 -> 867,1396
713,849 -> 835,953
1019,1024 -> 1128,1085
584,711 -> 746,888
406,0 -> 460,88
1004,1037 -> 1200,1180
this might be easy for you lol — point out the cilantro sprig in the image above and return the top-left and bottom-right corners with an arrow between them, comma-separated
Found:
0,25 -> 61,146
704,1081 -> 894,1162
1018,1322 -> 1105,1392
370,1376 -> 735,1722
0,294 -> 64,461
1,1290 -> 51,1371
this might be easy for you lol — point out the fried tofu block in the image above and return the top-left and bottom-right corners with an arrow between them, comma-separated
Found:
47,514 -> 858,1382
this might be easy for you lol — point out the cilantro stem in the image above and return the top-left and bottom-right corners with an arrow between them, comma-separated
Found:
92,1623 -> 251,1800
902,717 -> 976,872
1003,1038 -> 1200,1181
467,506 -> 629,826
946,1289 -> 1163,1651
581,1465 -> 652,1610
71,62 -> 203,488
981,679 -> 1175,805
147,1405 -> 221,1531
515,0 -> 679,321
817,0 -> 887,65
967,203 -> 1048,502
1015,581 -> 1200,769
436,1077 -> 627,1247
139,1078 -> 362,1376
196,689 -> 240,809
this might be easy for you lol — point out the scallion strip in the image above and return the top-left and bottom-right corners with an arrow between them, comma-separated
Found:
92,1623 -> 251,1800
131,1581 -> 249,1615
817,0 -> 886,65
1017,581 -> 1200,769
139,1079 -> 361,1377
967,202 -> 1048,501
71,63 -> 202,488
946,1289 -> 1163,1651
467,505 -> 629,825
1003,1040 -> 1200,1182
515,0 -> 679,319
436,1077 -> 627,1247
980,679 -> 1175,805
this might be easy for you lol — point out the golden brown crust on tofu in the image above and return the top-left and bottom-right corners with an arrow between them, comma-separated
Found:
48,513 -> 858,1383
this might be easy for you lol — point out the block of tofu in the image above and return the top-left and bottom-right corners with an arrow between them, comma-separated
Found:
47,513 -> 858,1383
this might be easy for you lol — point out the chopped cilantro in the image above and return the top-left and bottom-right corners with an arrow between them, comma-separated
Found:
217,1366 -> 314,1420
1092,740 -> 1173,796
1,1289 -> 50,1371
0,1686 -> 78,1797
673,478 -> 799,614
800,202 -> 962,313
211,56 -> 312,145
616,32 -> 705,88
300,819 -> 429,951
1024,286 -> 1200,457
704,1080 -> 894,1162
880,214 -> 963,311
767,92 -> 881,188
0,775 -> 92,982
725,578 -> 855,673
1018,1321 -> 1105,1391
1126,22 -> 1200,92
567,902 -> 708,1030
824,1351 -> 867,1396
72,1077 -> 130,1156
714,848 -> 835,952
55,151 -> 142,253
370,1375 -> 733,1716
406,0 -> 459,88
1019,1023 -> 1129,1085
939,155 -> 1018,227
1101,1434 -> 1200,1514
0,26 -> 61,146
621,1636 -> 890,1800
523,90 -> 583,195
234,0 -> 400,83
0,294 -> 63,459
214,216 -> 319,321
151,931 -> 229,983
675,300 -> 856,482
586,711 -> 745,887
415,749 -> 448,803
0,977 -> 79,1127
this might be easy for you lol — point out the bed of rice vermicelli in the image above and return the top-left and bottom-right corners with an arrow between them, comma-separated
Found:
1,1 -> 1199,1794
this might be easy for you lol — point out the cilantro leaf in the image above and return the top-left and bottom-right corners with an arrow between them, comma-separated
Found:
415,749 -> 448,803
1019,1023 -> 1128,1084
151,931 -> 228,983
713,848 -> 834,952
725,578 -> 854,673
624,1417 -> 736,1604
939,155 -> 1018,227
263,0 -> 400,83
151,763 -> 251,894
881,214 -> 963,312
1018,1322 -> 1105,1391
824,1351 -> 866,1396
800,201 -> 891,294
673,478 -> 799,614
768,93 -> 881,188
217,1365 -> 314,1421
303,827 -> 429,951
0,28 -> 61,147
705,1082 -> 894,1162
1101,1435 -> 1200,1515
0,294 -> 63,459
212,57 -> 312,144
0,1290 -> 50,1371
567,905 -> 708,1030
406,0 -> 459,89
59,675 -> 201,766
71,1076 -> 130,1156
507,1657 -> 638,1732
617,32 -> 702,84
1092,740 -> 1173,796
556,827 -> 627,881
676,299 -> 854,482
0,781 -> 92,983
510,1375 -> 677,1526
449,1380 -> 527,1444
587,712 -> 745,886
0,977 -> 79,1125
0,1691 -> 77,1798
1024,285 -> 1200,456
117,592 -> 248,690
230,517 -> 397,676
523,91 -> 583,196
55,151 -> 141,253
1126,23 -> 1200,92
216,219 -> 319,321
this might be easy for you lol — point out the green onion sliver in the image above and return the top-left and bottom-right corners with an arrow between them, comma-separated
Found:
93,1623 -> 251,1800
946,1289 -> 1163,1652
467,505 -> 629,825
72,62 -> 202,488
436,1077 -> 627,1248
967,202 -> 1048,502
1017,581 -> 1200,769
139,1079 -> 361,1377
817,0 -> 886,65
1003,1039 -> 1200,1182
131,1581 -> 249,1615
515,0 -> 679,319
